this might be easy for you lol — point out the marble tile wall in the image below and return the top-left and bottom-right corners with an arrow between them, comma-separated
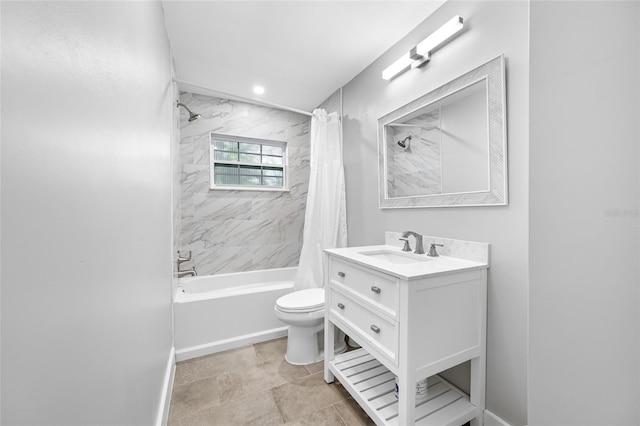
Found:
178,93 -> 311,275
386,110 -> 442,197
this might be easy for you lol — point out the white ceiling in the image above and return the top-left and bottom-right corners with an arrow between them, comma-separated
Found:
162,1 -> 445,112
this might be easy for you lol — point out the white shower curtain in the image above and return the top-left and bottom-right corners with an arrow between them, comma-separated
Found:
294,109 -> 347,290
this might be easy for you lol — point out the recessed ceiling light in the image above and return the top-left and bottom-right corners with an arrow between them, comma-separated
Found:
253,85 -> 265,95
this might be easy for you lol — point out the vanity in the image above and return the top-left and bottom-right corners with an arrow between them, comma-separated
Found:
323,233 -> 489,425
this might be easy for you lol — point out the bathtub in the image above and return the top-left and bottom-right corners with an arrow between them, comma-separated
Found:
174,267 -> 295,361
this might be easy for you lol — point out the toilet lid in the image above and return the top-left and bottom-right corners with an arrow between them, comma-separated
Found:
276,288 -> 325,312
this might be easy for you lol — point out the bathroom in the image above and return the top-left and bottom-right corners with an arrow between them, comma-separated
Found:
1,1 -> 639,426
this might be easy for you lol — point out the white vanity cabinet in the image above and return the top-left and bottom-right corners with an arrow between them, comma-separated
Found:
323,244 -> 488,426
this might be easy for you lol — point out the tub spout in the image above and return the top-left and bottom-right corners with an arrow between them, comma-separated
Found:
178,268 -> 197,278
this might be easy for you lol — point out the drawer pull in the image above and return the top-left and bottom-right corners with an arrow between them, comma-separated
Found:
337,271 -> 346,278
370,325 -> 381,334
370,286 -> 381,294
337,303 -> 345,309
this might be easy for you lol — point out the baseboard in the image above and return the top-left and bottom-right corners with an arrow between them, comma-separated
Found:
156,347 -> 176,426
175,326 -> 288,361
484,409 -> 511,426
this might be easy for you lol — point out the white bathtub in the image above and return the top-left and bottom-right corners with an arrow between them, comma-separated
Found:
174,267 -> 295,361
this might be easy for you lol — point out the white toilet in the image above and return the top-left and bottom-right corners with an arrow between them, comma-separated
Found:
274,288 -> 346,365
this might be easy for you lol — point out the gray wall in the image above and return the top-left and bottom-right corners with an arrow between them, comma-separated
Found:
529,2 -> 640,424
340,2 -> 529,424
1,2 -> 174,424
178,93 -> 311,276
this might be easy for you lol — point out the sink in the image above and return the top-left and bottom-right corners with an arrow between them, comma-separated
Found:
359,250 -> 431,265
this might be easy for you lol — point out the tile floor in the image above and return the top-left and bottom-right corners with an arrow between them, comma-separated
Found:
168,337 -> 375,425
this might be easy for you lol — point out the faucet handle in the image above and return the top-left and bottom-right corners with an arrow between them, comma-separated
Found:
177,250 -> 191,264
399,238 -> 412,252
427,243 -> 444,257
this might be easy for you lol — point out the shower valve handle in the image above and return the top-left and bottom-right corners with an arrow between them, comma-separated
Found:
177,250 -> 191,264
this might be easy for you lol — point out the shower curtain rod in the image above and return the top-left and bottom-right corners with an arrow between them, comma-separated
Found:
174,79 -> 314,117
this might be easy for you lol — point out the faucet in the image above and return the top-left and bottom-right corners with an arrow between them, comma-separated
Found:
177,250 -> 197,277
178,268 -> 197,278
401,231 -> 425,254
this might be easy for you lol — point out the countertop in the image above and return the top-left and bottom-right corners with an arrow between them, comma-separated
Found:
325,244 -> 488,280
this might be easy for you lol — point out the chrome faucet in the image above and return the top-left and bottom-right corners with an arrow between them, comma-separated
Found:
177,250 -> 197,277
178,268 -> 197,278
401,231 -> 425,254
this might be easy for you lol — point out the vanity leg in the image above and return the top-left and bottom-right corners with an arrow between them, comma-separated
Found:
324,317 -> 335,384
397,368 -> 416,425
470,356 -> 485,426
471,275 -> 488,426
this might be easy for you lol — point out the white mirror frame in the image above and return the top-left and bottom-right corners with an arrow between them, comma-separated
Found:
378,54 -> 507,208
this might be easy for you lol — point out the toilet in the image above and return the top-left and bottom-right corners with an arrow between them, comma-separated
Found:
274,288 -> 346,365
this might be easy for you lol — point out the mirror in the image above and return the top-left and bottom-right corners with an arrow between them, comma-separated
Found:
378,55 -> 507,208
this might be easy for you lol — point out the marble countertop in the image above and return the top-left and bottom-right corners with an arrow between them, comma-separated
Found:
325,244 -> 488,281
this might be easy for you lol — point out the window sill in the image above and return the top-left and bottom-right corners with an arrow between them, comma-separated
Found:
209,185 -> 290,193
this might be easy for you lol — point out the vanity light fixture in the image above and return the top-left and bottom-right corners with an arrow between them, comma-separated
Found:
382,15 -> 464,81
253,85 -> 265,95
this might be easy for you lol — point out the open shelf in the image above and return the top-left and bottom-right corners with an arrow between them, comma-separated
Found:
329,349 -> 477,426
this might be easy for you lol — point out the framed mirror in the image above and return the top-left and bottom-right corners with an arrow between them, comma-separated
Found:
378,55 -> 507,208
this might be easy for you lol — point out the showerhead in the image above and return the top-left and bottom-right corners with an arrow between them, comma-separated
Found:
176,102 -> 201,122
397,135 -> 412,149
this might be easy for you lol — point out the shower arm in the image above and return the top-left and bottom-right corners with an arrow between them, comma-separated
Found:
176,102 -> 201,122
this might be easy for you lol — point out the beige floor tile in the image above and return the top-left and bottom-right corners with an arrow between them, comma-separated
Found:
286,406 -> 346,426
253,337 -> 288,365
271,372 -> 348,423
332,399 -> 375,426
169,376 -> 220,422
304,360 -> 324,374
170,390 -> 283,426
174,345 -> 258,387
217,356 -> 309,403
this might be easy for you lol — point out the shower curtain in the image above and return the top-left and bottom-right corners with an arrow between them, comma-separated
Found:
294,109 -> 347,290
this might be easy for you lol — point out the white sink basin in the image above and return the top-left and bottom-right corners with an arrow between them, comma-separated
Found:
359,250 -> 431,265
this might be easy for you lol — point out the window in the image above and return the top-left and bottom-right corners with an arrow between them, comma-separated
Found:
210,133 -> 288,191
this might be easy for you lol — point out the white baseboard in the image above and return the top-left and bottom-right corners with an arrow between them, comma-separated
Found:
156,347 -> 176,426
484,409 -> 511,426
175,327 -> 288,361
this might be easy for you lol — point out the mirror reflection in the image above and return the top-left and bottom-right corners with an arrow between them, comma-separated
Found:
385,79 -> 488,198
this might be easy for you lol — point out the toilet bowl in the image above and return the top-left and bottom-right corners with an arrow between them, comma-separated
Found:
274,288 -> 346,365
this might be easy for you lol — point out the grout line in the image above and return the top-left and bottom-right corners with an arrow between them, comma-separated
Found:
268,388 -> 287,425
330,404 -> 349,426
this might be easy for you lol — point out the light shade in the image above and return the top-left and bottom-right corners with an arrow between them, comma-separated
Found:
382,15 -> 464,81
414,15 -> 463,58
381,53 -> 415,81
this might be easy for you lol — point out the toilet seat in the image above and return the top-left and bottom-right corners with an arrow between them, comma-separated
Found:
276,288 -> 324,313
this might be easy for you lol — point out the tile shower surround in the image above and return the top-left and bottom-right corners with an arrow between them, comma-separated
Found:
178,93 -> 311,275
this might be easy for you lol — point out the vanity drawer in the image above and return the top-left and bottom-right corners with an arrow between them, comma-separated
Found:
328,258 -> 398,315
329,287 -> 397,359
